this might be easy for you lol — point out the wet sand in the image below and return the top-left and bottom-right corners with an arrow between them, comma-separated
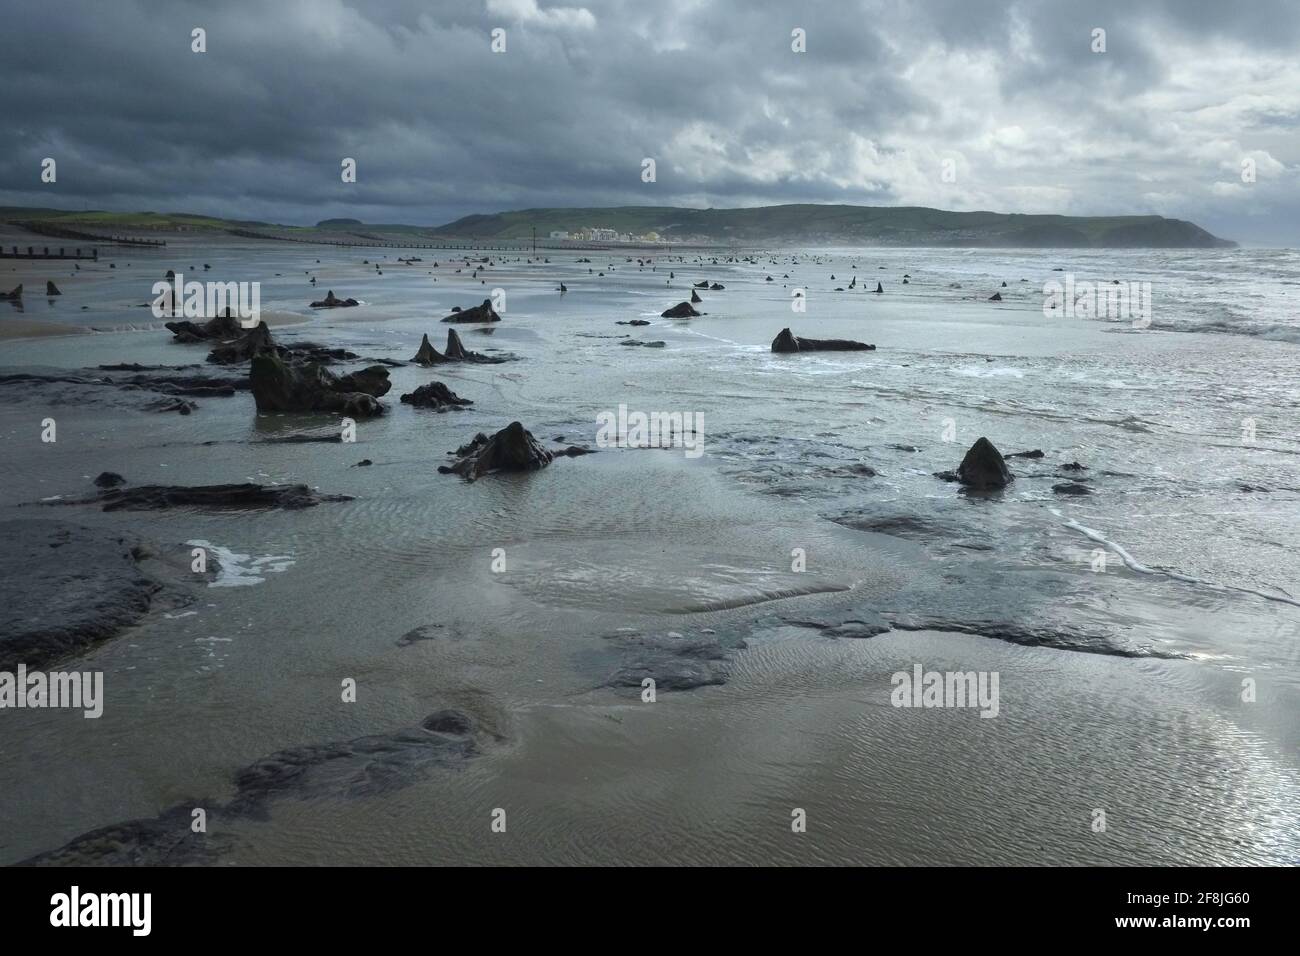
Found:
0,318 -> 89,339
1,237 -> 1298,866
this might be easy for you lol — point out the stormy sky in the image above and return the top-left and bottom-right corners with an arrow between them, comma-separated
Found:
2,0 -> 1296,243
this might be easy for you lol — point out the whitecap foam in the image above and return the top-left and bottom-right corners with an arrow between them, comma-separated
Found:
952,365 -> 1025,378
187,539 -> 295,588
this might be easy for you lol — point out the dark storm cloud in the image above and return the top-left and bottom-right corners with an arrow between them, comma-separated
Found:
0,0 -> 1295,241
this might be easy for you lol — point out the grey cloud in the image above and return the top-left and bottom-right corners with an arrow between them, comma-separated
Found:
0,0 -> 1295,242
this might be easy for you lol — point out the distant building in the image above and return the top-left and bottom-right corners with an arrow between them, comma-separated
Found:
549,230 -> 569,239
590,228 -> 618,241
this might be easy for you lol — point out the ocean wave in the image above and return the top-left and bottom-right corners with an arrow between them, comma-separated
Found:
1162,318 -> 1300,344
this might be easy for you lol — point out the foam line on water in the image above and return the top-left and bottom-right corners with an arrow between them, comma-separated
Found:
187,539 -> 295,588
1049,508 -> 1300,608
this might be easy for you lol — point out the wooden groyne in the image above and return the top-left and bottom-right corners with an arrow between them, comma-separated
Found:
17,221 -> 166,247
0,245 -> 98,261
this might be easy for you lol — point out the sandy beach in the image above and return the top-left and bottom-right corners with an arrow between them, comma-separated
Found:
1,235 -> 1297,867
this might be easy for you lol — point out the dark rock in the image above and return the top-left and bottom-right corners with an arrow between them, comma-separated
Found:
207,321 -> 276,364
116,371 -> 244,397
444,328 -> 470,360
786,612 -> 892,639
1053,482 -> 1092,496
0,369 -> 247,415
1004,449 -> 1044,459
146,397 -> 198,414
989,292 -> 1003,301
621,339 -> 666,347
694,280 -> 710,288
334,365 -> 392,398
399,381 -> 473,411
444,328 -> 507,363
661,301 -> 699,318
256,432 -> 341,446
771,327 -> 874,352
250,351 -> 386,417
827,512 -> 950,541
441,298 -> 501,323
98,363 -> 194,371
46,281 -> 61,296
885,613 -> 1179,659
310,290 -> 359,308
221,709 -> 481,815
437,421 -> 553,480
21,705 -> 481,865
1060,461 -> 1087,471
355,459 -> 373,467
411,333 -> 447,366
874,282 -> 883,293
955,437 -> 1013,489
606,632 -> 732,691
165,310 -> 247,343
55,482 -> 352,511
422,709 -> 474,734
823,619 -> 891,639
17,804 -> 227,867
609,657 -> 727,691
93,471 -> 126,488
834,463 -> 877,477
0,284 -> 23,300
22,703 -> 488,866
452,433 -> 489,456
690,289 -> 702,303
283,343 -> 360,365
396,624 -> 443,646
710,283 -> 724,290
0,520 -> 188,670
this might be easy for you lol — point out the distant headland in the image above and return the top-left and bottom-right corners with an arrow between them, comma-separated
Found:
0,203 -> 1235,248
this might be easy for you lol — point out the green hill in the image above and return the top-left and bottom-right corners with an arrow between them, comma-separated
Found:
0,203 -> 1235,247
429,204 -> 1235,248
0,207 -> 270,230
